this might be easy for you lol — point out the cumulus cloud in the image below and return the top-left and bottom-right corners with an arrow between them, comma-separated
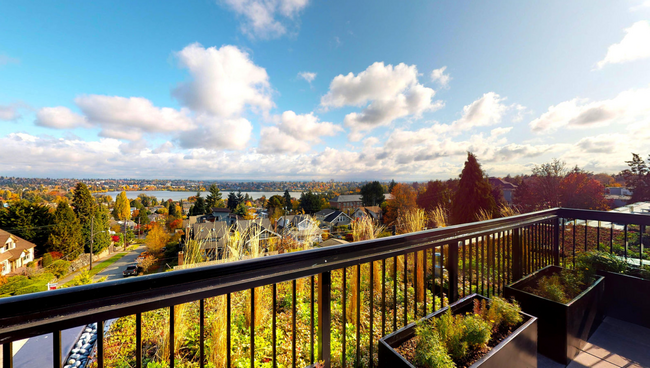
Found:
596,20 -> 650,69
35,106 -> 88,128
258,111 -> 342,153
575,134 -> 626,154
430,92 -> 510,135
298,71 -> 316,83
529,87 -> 650,133
152,141 -> 174,154
430,66 -> 451,87
173,43 -> 273,117
176,116 -> 253,150
321,62 -> 443,141
220,0 -> 309,39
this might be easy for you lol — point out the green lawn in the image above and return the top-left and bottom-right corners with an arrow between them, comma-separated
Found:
88,253 -> 128,277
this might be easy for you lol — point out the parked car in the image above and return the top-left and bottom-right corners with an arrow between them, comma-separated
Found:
122,264 -> 141,277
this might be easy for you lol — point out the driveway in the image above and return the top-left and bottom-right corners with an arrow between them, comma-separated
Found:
94,244 -> 146,281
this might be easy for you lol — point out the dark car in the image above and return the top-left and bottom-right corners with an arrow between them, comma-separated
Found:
122,265 -> 140,277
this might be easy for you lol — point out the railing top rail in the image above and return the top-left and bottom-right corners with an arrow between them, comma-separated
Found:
558,208 -> 650,225
0,208 -> 561,342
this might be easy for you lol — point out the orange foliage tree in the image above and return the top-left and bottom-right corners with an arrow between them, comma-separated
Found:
559,172 -> 610,210
383,183 -> 417,225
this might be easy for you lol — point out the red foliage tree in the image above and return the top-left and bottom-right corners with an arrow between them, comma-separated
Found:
383,183 -> 417,225
559,172 -> 610,210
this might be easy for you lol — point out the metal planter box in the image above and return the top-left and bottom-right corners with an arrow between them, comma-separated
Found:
597,270 -> 650,329
378,294 -> 538,368
504,265 -> 604,366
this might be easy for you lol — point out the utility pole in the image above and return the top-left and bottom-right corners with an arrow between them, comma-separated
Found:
90,216 -> 94,270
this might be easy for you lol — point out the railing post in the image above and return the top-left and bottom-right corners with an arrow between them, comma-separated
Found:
446,242 -> 459,303
553,217 -> 560,266
512,228 -> 523,281
317,271 -> 331,368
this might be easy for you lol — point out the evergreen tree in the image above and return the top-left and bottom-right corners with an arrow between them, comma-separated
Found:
360,181 -> 385,206
299,191 -> 322,214
92,207 -> 111,253
48,201 -> 83,258
0,200 -> 54,248
416,180 -> 452,211
72,183 -> 97,251
622,153 -> 650,202
168,201 -> 179,219
283,190 -> 292,212
227,192 -> 238,211
234,202 -> 248,217
206,184 -> 225,209
236,190 -> 244,206
194,195 -> 207,215
388,179 -> 397,193
450,153 -> 497,225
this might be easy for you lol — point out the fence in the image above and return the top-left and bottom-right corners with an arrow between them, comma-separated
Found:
0,208 -> 649,368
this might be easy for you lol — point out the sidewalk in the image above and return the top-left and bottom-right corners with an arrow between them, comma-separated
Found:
56,247 -> 130,285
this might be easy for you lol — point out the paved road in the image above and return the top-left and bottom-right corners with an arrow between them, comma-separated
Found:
94,245 -> 145,281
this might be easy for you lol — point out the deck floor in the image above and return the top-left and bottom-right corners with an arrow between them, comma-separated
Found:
539,317 -> 650,368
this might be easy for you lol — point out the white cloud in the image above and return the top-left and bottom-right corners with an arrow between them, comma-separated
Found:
298,71 -> 316,83
176,116 -> 253,150
152,141 -> 174,154
221,0 -> 309,39
0,104 -> 22,121
35,106 -> 88,128
596,20 -> 650,69
430,66 -> 451,88
258,111 -> 342,153
173,43 -> 273,117
0,55 -> 19,66
631,1 -> 650,11
431,92 -> 510,135
529,87 -> 650,133
321,62 -> 443,141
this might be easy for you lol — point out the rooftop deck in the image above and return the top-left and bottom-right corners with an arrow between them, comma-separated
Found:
0,207 -> 649,368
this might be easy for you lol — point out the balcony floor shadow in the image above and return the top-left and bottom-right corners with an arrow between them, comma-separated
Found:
539,317 -> 650,368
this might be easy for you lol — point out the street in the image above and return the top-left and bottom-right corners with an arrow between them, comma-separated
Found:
94,244 -> 145,281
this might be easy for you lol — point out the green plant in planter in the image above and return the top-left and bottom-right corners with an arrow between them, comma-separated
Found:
413,297 -> 520,367
523,268 -> 591,304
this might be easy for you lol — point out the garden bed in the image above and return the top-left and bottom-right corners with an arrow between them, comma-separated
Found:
378,294 -> 537,368
504,265 -> 604,366
597,270 -> 650,329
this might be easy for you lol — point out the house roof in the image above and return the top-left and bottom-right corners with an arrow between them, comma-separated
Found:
0,229 -> 36,262
356,206 -> 382,214
330,195 -> 362,203
211,208 -> 230,213
323,210 -> 351,223
315,209 -> 336,217
320,238 -> 349,247
489,177 -> 518,189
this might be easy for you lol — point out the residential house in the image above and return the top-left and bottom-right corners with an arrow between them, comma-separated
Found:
321,210 -> 353,229
0,229 -> 36,275
314,209 -> 336,222
329,195 -> 363,211
488,177 -> 518,204
352,206 -> 382,222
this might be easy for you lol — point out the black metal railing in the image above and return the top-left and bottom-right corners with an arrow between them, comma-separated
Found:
0,208 -> 649,368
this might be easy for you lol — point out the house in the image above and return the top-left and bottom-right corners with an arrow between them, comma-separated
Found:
315,209 -> 336,222
321,210 -> 353,228
276,215 -> 323,244
488,177 -> 518,204
0,229 -> 36,275
210,208 -> 231,221
352,206 -> 383,222
181,202 -> 192,215
329,195 -> 363,211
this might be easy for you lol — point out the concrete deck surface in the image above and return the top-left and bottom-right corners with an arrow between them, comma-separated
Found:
539,317 -> 650,368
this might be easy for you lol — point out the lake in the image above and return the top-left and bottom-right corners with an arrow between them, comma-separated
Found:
99,190 -> 303,202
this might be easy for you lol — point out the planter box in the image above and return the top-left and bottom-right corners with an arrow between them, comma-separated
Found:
378,294 -> 538,368
504,265 -> 604,366
597,270 -> 650,329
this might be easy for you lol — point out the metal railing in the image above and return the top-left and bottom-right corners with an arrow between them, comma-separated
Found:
0,208 -> 648,368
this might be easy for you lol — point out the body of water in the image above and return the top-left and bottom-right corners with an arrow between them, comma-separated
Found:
99,190 -> 303,202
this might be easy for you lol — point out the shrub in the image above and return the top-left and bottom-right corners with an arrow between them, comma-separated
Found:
14,284 -> 45,295
462,314 -> 491,348
414,323 -> 455,368
0,276 -> 30,294
474,296 -> 523,332
42,253 -> 53,267
46,260 -> 70,278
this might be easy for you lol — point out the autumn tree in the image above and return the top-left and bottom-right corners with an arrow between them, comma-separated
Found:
50,201 -> 84,258
113,191 -> 131,250
621,153 -> 650,202
450,153 -> 496,225
266,195 -> 285,214
168,201 -> 180,219
559,172 -> 610,210
416,180 -> 452,211
384,183 -> 417,225
145,222 -> 170,255
360,181 -> 385,206
531,158 -> 566,208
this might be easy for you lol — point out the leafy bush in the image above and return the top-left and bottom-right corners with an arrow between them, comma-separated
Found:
65,271 -> 107,287
46,260 -> 70,278
42,253 -> 53,267
0,276 -> 30,294
14,284 -> 45,295
462,314 -> 491,348
523,268 -> 590,304
414,323 -> 455,368
474,296 -> 523,332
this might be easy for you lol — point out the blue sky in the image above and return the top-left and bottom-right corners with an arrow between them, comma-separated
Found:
0,0 -> 649,180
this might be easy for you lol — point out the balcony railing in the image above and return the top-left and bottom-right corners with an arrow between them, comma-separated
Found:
0,207 -> 648,368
